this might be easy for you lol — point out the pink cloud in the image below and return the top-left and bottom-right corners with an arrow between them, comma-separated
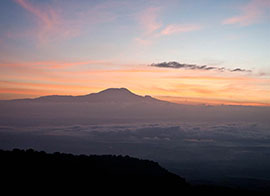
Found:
14,0 -> 75,43
13,0 -> 117,44
0,60 -> 121,70
138,7 -> 162,35
134,37 -> 153,46
223,0 -> 270,26
135,7 -> 202,46
159,24 -> 202,36
15,0 -> 58,28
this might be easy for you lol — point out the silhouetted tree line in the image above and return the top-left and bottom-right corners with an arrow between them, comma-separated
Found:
1,149 -> 187,194
1,149 -> 268,195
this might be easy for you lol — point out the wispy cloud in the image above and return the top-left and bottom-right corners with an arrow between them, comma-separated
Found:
14,0 -> 66,43
150,61 -> 251,73
138,7 -> 162,36
15,0 -> 58,27
135,7 -> 202,46
134,37 -> 153,46
223,0 -> 270,26
0,59 -> 126,70
13,0 -> 118,44
159,24 -> 202,36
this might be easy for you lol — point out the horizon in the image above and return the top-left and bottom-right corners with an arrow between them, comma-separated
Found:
2,86 -> 270,107
1,1 -> 270,191
0,0 -> 270,106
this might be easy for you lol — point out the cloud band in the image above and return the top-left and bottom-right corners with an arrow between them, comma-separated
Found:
150,61 -> 251,72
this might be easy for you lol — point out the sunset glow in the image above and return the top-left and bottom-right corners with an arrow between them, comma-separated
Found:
0,0 -> 269,105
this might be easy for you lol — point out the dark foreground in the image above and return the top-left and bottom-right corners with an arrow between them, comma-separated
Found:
1,149 -> 268,195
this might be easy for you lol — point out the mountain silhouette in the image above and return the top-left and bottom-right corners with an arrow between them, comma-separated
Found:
1,149 -> 266,195
10,88 -> 163,104
1,149 -> 188,194
0,87 -> 269,126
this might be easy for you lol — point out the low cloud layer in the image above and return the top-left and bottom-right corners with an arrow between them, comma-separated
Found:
150,61 -> 251,72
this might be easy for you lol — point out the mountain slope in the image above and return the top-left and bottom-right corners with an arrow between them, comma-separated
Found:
0,88 -> 269,126
1,149 -> 267,195
1,149 -> 188,193
9,88 -> 165,104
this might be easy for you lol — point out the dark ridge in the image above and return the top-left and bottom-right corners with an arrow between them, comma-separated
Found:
1,148 -> 187,194
1,149 -> 268,195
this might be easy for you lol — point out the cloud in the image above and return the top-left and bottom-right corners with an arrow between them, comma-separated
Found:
159,24 -> 202,36
135,7 -> 202,46
0,59 -> 122,69
134,37 -> 153,46
14,0 -> 65,42
13,0 -> 118,44
150,61 -> 251,72
138,7 -> 162,36
223,0 -> 270,26
14,0 -> 57,26
231,68 -> 249,72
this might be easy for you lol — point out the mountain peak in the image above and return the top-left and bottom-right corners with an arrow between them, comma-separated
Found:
7,87 -> 166,104
96,88 -> 135,95
100,87 -> 131,92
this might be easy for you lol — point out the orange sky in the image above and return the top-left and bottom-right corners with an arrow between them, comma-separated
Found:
0,62 -> 269,106
1,0 -> 270,106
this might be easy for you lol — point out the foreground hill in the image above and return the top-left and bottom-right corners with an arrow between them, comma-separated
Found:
1,149 -> 187,193
1,149 -> 268,195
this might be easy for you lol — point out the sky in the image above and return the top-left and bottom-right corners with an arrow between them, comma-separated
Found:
0,0 -> 269,105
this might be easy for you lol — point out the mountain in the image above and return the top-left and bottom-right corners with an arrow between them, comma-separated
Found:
0,88 -> 177,126
9,88 -> 165,104
0,88 -> 269,126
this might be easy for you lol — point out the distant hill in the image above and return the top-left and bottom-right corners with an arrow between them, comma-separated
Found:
0,88 -> 269,126
7,88 -> 166,104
